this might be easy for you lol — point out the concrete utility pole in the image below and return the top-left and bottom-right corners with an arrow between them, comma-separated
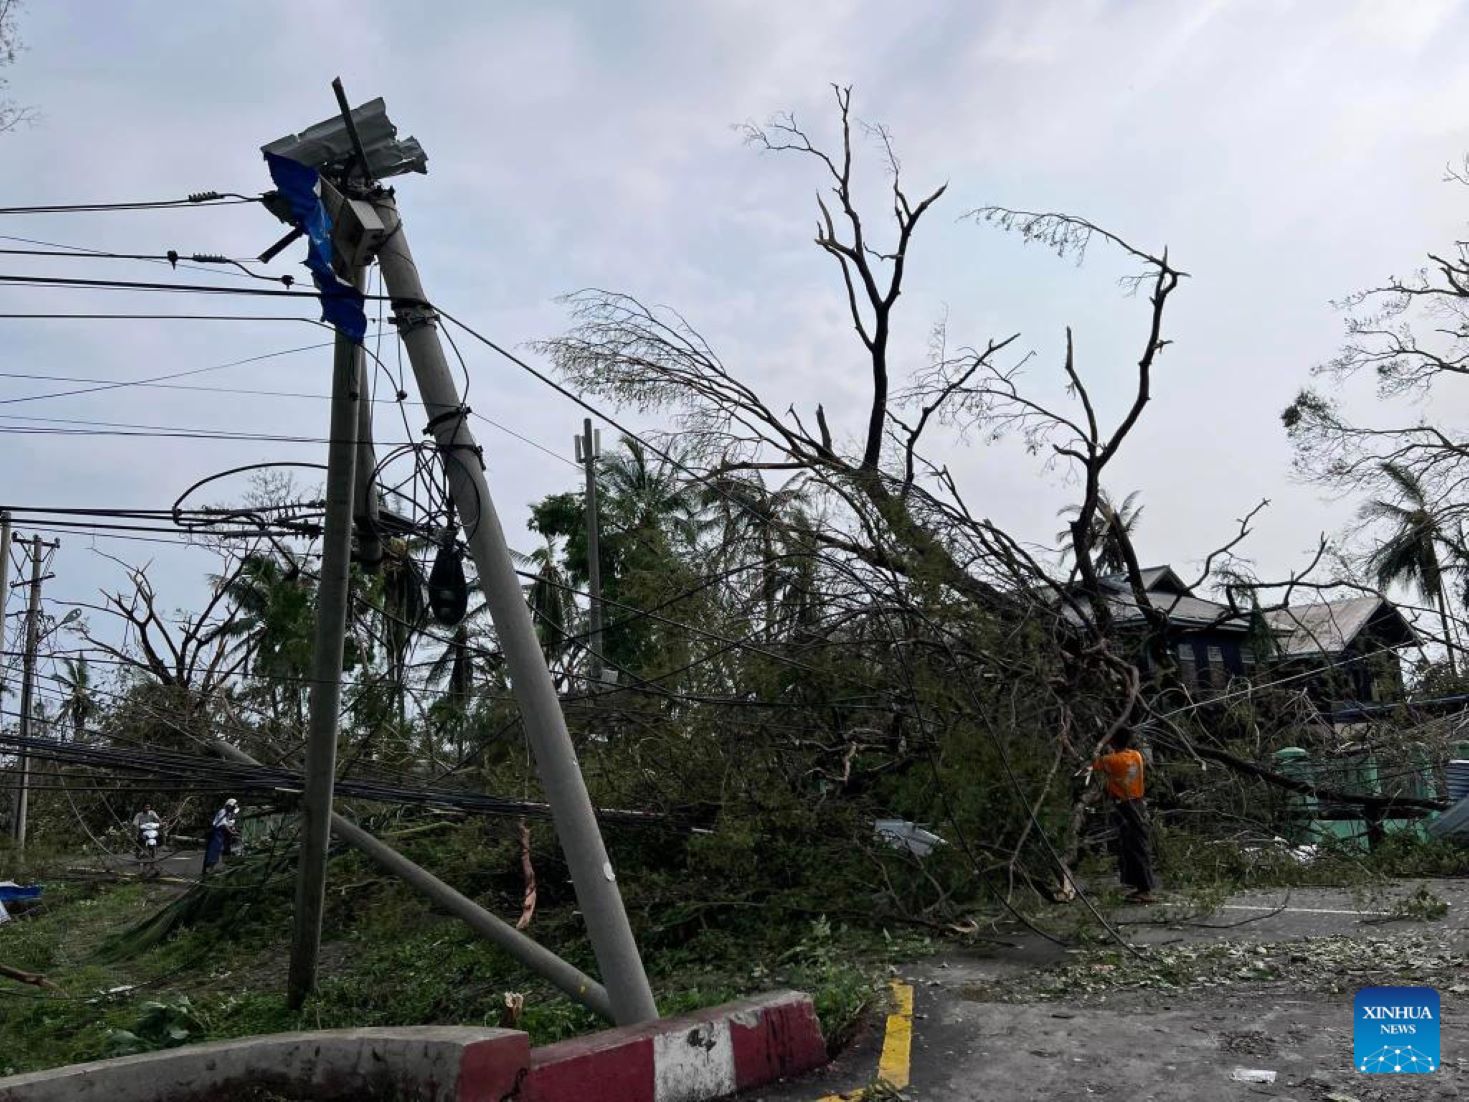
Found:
287,270 -> 364,1009
0,512 -> 11,717
0,512 -> 10,836
576,419 -> 605,682
370,194 -> 659,1025
12,536 -> 43,848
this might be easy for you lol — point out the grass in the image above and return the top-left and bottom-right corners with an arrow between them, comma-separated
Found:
7,817 -> 1454,1079
0,850 -> 921,1076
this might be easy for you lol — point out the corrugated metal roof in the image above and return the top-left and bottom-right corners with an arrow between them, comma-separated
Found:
1428,795 -> 1469,840
1261,597 -> 1395,657
1109,592 -> 1247,630
1057,574 -> 1246,630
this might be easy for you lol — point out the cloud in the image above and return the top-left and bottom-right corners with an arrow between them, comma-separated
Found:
2,0 -> 1468,637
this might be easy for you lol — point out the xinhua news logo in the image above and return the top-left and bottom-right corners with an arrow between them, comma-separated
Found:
1355,986 -> 1439,1074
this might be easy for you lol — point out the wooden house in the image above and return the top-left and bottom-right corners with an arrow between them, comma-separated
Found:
1078,567 -> 1418,706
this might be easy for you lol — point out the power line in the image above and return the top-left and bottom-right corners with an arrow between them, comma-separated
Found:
0,367 -> 577,467
0,272 -> 390,300
0,246 -> 286,285
0,334 -> 370,408
0,194 -> 260,215
0,313 -> 324,322
0,728 -> 678,828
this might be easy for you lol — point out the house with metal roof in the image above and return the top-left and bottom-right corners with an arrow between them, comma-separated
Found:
1079,568 -> 1418,705
1260,596 -> 1418,707
1071,566 -> 1257,692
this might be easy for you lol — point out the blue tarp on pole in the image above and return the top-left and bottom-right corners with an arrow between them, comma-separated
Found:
264,152 -> 367,343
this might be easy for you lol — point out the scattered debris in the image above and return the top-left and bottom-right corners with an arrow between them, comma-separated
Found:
499,991 -> 525,1029
1229,1068 -> 1276,1084
874,820 -> 947,858
1375,885 -> 1449,923
965,931 -> 1467,1002
1220,1030 -> 1275,1056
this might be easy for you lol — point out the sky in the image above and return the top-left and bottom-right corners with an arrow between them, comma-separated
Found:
3,0 -> 1469,666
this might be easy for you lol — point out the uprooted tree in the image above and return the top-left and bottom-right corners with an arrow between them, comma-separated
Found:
538,86 -> 1444,897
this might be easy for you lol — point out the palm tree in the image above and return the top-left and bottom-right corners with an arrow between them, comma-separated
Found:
600,437 -> 709,545
1361,462 -> 1461,675
701,473 -> 810,639
211,549 -> 316,727
512,542 -> 579,669
378,537 -> 431,727
1057,490 -> 1144,576
55,656 -> 94,742
425,598 -> 494,751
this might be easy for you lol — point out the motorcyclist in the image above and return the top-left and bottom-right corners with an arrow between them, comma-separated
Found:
131,803 -> 161,856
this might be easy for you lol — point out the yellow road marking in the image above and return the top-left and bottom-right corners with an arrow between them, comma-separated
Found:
817,980 -> 915,1100
877,980 -> 914,1089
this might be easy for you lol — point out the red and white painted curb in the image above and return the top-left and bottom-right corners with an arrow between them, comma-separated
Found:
520,990 -> 828,1102
0,992 -> 826,1102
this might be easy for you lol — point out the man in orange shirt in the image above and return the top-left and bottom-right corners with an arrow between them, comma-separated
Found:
1093,728 -> 1157,903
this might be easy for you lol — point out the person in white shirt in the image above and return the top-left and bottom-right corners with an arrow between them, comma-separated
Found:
203,797 -> 239,873
131,803 -> 161,854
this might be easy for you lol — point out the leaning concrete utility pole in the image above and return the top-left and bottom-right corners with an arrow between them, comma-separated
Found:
12,536 -> 43,847
371,195 -> 658,1025
576,419 -> 605,682
287,269 -> 364,1009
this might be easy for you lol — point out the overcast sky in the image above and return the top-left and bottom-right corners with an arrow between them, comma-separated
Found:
3,0 -> 1469,670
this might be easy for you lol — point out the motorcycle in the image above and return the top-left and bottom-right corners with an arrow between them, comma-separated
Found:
137,822 -> 161,876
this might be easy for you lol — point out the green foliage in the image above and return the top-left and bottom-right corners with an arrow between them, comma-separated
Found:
104,997 -> 205,1056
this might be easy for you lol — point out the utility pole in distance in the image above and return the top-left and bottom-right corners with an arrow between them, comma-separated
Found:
12,535 -> 44,848
576,419 -> 605,683
0,512 -> 10,837
0,512 -> 11,716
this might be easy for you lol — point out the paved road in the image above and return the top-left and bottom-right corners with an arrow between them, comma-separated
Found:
96,847 -> 207,882
752,880 -> 1469,1101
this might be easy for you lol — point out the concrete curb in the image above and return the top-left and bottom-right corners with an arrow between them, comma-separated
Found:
0,992 -> 825,1102
522,991 -> 827,1102
0,1026 -> 529,1102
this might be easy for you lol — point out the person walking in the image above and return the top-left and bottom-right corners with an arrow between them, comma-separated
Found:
1093,728 -> 1157,903
203,797 -> 239,875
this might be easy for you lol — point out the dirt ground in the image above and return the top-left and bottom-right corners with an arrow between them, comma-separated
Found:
754,880 -> 1469,1101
